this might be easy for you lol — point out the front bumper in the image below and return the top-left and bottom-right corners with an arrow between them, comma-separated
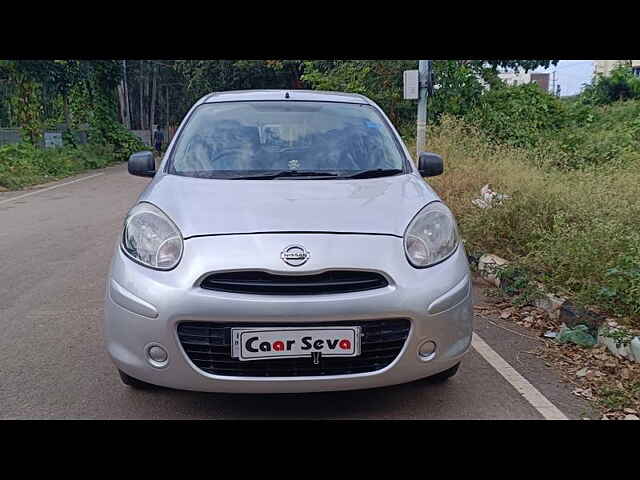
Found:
104,233 -> 473,393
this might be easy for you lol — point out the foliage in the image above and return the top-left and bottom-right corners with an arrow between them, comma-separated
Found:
459,79 -> 640,172
302,60 -> 417,127
2,58 -> 561,155
465,83 -> 567,148
0,142 -> 116,189
599,324 -> 637,348
581,65 -> 640,105
84,60 -> 148,161
528,98 -> 640,170
94,121 -> 148,162
597,381 -> 640,411
424,61 -> 557,123
422,115 -> 640,324
428,61 -> 487,120
0,60 -> 86,139
173,60 -> 304,108
66,81 -> 92,128
10,77 -> 44,145
496,264 -> 544,306
301,60 -> 559,132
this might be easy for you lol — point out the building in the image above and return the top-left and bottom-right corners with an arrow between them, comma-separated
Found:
594,60 -> 640,77
530,73 -> 550,92
498,71 -> 551,92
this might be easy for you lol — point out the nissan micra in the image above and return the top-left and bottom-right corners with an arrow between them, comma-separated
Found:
104,89 -> 473,393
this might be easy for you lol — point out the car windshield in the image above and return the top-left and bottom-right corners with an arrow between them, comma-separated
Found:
168,101 -> 407,179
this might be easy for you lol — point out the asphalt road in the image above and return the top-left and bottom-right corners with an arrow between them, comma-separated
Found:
0,164 -> 595,419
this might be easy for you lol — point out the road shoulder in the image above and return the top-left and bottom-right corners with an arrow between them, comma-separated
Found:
472,280 -> 599,419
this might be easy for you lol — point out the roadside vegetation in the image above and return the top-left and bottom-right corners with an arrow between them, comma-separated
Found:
402,66 -> 640,327
0,60 -> 148,190
410,65 -> 640,418
420,112 -> 640,324
0,142 -> 118,190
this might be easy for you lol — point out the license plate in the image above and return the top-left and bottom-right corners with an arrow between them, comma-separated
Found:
231,326 -> 361,361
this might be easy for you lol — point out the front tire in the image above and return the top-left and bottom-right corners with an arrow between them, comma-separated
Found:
118,369 -> 155,390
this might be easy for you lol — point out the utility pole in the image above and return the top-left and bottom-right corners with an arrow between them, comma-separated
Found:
416,60 -> 431,158
551,69 -> 557,95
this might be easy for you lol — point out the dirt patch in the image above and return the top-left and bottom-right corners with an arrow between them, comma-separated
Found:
473,274 -> 640,420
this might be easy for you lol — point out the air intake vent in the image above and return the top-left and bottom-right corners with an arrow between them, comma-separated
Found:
200,270 -> 389,295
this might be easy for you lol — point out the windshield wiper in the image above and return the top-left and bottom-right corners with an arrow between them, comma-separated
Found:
230,170 -> 339,180
341,168 -> 404,179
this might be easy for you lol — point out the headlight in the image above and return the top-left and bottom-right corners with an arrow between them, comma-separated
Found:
404,202 -> 459,268
122,202 -> 183,270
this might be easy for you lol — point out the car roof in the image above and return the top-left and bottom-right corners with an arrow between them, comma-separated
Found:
201,89 -> 372,105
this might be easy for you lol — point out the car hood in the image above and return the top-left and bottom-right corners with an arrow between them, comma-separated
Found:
139,173 -> 440,238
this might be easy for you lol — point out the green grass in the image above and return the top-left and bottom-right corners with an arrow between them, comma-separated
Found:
538,100 -> 640,170
597,381 -> 640,411
0,142 -> 119,190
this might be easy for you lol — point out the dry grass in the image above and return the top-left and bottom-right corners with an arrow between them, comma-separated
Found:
406,116 -> 640,323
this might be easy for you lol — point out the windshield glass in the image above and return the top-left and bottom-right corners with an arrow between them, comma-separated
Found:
168,101 -> 407,179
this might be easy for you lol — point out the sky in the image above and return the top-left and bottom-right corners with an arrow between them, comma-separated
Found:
533,60 -> 595,96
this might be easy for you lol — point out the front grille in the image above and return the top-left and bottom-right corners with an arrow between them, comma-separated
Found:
177,319 -> 410,377
200,270 -> 389,295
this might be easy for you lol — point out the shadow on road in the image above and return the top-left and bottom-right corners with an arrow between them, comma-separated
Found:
122,377 -> 454,420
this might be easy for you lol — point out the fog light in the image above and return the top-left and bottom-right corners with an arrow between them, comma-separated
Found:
418,340 -> 437,361
147,344 -> 168,367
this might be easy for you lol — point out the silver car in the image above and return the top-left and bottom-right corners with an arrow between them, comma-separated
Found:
104,89 -> 473,393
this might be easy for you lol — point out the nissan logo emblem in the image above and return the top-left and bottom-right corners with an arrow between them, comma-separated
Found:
281,244 -> 310,267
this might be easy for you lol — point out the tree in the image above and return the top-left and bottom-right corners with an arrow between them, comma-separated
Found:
301,60 -> 560,130
581,64 -> 640,105
150,61 -> 158,130
301,60 -> 417,125
0,60 -> 51,144
172,60 -> 304,105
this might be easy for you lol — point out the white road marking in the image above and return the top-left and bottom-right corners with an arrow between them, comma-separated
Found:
0,173 -> 104,206
472,332 -> 568,420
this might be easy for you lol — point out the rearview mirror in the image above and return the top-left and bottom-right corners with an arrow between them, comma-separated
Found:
418,152 -> 444,177
128,151 -> 156,177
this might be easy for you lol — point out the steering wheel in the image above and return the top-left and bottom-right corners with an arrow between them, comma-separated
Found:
210,148 -> 262,170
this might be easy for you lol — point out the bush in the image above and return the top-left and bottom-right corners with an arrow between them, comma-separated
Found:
465,83 -> 567,148
538,100 -> 640,170
421,115 -> 640,324
462,84 -> 640,171
89,118 -> 148,162
0,142 -> 118,190
581,65 -> 640,105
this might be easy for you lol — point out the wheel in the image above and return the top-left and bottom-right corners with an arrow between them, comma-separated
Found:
118,369 -> 155,390
426,362 -> 460,383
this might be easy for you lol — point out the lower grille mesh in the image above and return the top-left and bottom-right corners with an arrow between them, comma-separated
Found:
177,319 -> 410,377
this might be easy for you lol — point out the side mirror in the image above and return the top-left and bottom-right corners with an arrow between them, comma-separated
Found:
128,151 -> 156,177
418,152 -> 444,177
